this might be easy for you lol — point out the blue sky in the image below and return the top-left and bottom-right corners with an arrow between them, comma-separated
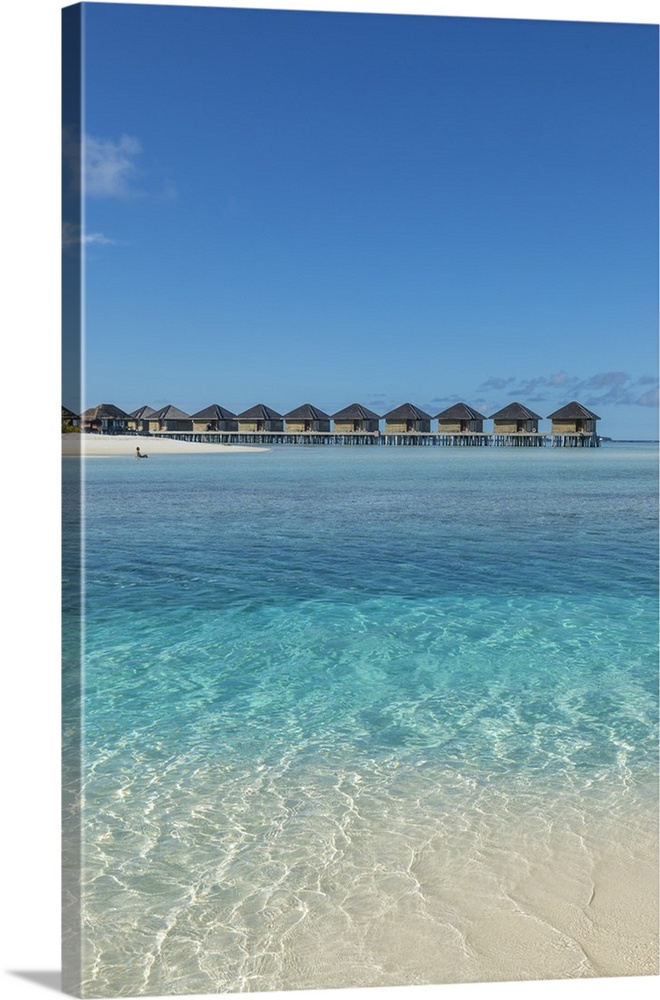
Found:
69,1 -> 658,436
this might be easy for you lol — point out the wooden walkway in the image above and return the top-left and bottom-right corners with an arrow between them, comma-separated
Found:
147,431 -> 600,448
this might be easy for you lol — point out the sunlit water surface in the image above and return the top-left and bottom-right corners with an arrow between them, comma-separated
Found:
63,443 -> 658,995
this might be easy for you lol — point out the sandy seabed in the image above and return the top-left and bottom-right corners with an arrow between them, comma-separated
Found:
62,433 -> 267,456
73,763 -> 659,995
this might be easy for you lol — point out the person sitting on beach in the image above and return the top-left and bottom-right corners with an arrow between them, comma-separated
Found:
135,446 -> 148,459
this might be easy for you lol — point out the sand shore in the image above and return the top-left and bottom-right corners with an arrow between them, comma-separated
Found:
62,434 -> 268,456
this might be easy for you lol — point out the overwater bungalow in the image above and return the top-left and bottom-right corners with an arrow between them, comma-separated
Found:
62,405 -> 79,429
435,402 -> 487,433
146,404 -> 194,433
547,401 -> 600,435
331,403 -> 380,433
383,403 -> 431,433
80,403 -> 129,434
127,404 -> 157,434
237,404 -> 284,432
490,402 -> 542,434
191,404 -> 238,432
283,403 -> 331,433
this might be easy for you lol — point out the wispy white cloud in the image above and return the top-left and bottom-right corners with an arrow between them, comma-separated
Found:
636,388 -> 659,407
62,222 -> 80,248
430,395 -> 461,405
83,133 -> 177,201
576,372 -> 658,407
581,371 -> 629,388
477,370 -> 659,409
480,376 -> 516,391
62,221 -> 114,249
84,133 -> 142,198
477,372 -> 578,412
83,231 -> 114,245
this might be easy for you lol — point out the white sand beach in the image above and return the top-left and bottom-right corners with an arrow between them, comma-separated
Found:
62,434 -> 267,456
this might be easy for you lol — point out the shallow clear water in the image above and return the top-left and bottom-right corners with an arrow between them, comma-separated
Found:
65,444 -> 658,995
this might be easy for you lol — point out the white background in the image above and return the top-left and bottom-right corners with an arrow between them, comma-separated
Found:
1,2 -> 657,1000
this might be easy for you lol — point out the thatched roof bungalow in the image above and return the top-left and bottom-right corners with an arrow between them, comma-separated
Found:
490,402 -> 542,434
547,401 -> 600,435
331,403 -> 380,433
62,405 -> 79,428
191,404 -> 238,432
146,404 -> 193,433
283,403 -> 331,433
383,403 -> 431,433
80,403 -> 129,434
236,404 -> 284,432
127,404 -> 157,433
435,402 -> 486,433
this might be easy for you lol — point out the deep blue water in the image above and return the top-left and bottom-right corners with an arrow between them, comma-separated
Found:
64,443 -> 659,994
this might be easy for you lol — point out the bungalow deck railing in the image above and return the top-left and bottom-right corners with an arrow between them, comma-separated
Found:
139,430 -> 600,448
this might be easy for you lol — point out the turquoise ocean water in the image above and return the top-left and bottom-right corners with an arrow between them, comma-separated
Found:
64,444 -> 658,995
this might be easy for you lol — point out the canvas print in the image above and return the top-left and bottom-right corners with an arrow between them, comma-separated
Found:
61,2 -> 659,996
